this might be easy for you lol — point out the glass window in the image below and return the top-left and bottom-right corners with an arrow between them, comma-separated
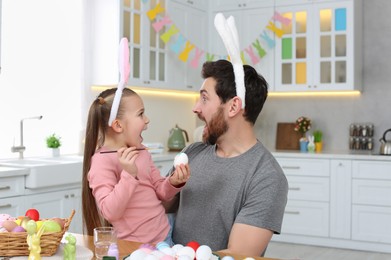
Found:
296,12 -> 307,34
282,63 -> 292,84
282,13 -> 292,34
123,11 -> 130,40
320,62 -> 331,83
320,35 -> 331,57
335,35 -> 346,57
320,9 -> 332,32
159,52 -> 165,81
282,38 -> 292,60
296,37 -> 306,59
296,62 -> 306,84
133,14 -> 140,45
133,48 -> 140,78
150,51 -> 156,80
336,61 -> 346,83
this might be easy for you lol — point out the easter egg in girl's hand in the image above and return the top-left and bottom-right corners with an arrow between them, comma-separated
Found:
25,208 -> 40,221
174,153 -> 188,167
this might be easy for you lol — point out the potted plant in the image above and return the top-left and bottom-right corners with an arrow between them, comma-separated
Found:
313,130 -> 323,152
294,116 -> 311,152
46,133 -> 61,157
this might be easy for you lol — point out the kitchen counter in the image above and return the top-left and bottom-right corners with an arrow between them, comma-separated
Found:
271,150 -> 391,161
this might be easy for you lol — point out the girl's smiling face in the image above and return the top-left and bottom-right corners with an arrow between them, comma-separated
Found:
118,95 -> 150,148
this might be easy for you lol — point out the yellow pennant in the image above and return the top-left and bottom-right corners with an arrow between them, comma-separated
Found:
160,25 -> 179,44
179,41 -> 195,62
147,2 -> 165,21
266,21 -> 284,38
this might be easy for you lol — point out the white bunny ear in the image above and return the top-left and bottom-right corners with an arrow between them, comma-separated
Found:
108,37 -> 130,126
214,13 -> 245,109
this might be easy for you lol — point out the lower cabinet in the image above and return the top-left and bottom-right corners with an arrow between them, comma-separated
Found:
0,196 -> 25,217
352,160 -> 391,245
273,155 -> 391,254
24,187 -> 82,233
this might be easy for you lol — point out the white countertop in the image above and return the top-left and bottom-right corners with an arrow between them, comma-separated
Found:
271,149 -> 391,161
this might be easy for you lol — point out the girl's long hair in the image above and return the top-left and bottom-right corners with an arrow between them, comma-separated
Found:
82,88 -> 136,235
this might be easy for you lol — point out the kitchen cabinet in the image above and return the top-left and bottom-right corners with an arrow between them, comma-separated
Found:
122,0 -> 168,89
152,153 -> 176,177
166,0 -> 207,91
211,0 -> 273,10
171,0 -> 208,11
24,187 -> 82,233
271,153 -> 391,254
0,197 -> 25,218
275,158 -> 330,237
209,4 -> 275,89
274,0 -> 362,92
0,174 -> 26,217
352,160 -> 391,244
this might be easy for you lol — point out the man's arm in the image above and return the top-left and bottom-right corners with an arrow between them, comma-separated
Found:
219,223 -> 273,257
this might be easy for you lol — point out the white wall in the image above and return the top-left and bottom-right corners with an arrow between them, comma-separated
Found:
0,0 -> 84,159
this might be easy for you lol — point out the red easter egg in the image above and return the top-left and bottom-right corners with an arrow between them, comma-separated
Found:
186,241 -> 200,252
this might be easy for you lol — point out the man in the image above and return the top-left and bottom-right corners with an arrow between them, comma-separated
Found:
171,60 -> 288,257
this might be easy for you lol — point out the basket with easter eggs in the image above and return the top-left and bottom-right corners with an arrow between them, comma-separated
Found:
0,208 -> 75,257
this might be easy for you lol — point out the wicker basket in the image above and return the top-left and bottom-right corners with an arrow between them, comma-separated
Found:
0,210 -> 75,257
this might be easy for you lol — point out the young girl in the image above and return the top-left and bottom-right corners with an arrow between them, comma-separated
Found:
82,87 -> 190,245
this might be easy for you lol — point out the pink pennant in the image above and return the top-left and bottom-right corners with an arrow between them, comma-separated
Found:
190,48 -> 204,68
152,16 -> 172,32
244,46 -> 260,65
273,11 -> 291,26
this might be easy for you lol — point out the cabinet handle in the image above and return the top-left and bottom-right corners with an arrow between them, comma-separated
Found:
70,194 -> 75,198
65,194 -> 69,199
285,211 -> 300,215
243,3 -> 246,7
143,80 -> 150,84
289,187 -> 301,191
282,166 -> 301,170
0,185 -> 11,190
238,4 -> 242,7
187,0 -> 193,4
0,203 -> 12,209
186,85 -> 193,89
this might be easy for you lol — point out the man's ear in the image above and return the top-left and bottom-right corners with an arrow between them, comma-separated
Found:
228,96 -> 243,117
110,119 -> 123,133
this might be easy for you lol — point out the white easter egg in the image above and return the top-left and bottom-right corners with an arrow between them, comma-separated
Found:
171,244 -> 184,253
177,256 -> 192,260
128,249 -> 148,260
161,247 -> 175,256
195,245 -> 212,260
174,153 -> 188,167
145,254 -> 159,260
221,256 -> 235,260
176,246 -> 195,260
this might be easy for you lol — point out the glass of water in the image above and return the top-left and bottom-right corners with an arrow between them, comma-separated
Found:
93,227 -> 117,260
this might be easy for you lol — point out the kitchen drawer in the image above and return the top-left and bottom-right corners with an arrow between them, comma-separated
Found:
352,205 -> 391,244
0,176 -> 24,198
352,179 -> 391,206
352,160 -> 391,180
0,196 -> 25,216
275,158 -> 329,177
282,200 -> 329,237
287,176 -> 329,202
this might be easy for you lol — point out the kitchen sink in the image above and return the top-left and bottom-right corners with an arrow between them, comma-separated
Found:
0,157 -> 82,189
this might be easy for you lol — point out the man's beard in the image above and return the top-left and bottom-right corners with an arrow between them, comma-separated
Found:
203,106 -> 228,145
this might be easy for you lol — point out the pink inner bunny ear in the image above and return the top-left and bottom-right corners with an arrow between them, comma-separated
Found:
118,37 -> 130,84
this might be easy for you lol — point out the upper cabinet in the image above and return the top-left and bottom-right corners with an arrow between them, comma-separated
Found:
122,0 -> 168,89
274,0 -> 362,92
209,1 -> 275,90
166,0 -> 208,91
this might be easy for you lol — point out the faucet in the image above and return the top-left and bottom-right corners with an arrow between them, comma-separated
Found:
11,115 -> 43,159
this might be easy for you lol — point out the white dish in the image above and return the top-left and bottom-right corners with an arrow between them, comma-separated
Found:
12,243 -> 93,260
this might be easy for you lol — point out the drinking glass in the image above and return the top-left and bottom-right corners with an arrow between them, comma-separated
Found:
93,227 -> 117,260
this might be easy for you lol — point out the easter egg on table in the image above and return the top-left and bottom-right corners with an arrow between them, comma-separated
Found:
186,240 -> 200,252
176,246 -> 195,260
174,153 -> 188,167
196,245 -> 212,260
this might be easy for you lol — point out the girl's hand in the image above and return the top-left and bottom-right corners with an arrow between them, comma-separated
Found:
169,163 -> 190,187
117,147 -> 140,178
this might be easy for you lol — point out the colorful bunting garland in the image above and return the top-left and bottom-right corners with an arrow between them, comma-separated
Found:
143,1 -> 291,69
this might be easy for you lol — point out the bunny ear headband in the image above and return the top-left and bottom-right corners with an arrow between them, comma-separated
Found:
214,13 -> 245,109
108,37 -> 131,126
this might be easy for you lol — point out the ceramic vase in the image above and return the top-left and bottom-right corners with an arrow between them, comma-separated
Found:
315,142 -> 323,153
51,148 -> 60,157
299,140 -> 308,152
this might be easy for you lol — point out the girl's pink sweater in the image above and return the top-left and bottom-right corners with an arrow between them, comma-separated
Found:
88,149 -> 181,243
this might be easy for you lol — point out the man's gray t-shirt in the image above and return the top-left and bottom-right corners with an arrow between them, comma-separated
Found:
172,141 -> 288,251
